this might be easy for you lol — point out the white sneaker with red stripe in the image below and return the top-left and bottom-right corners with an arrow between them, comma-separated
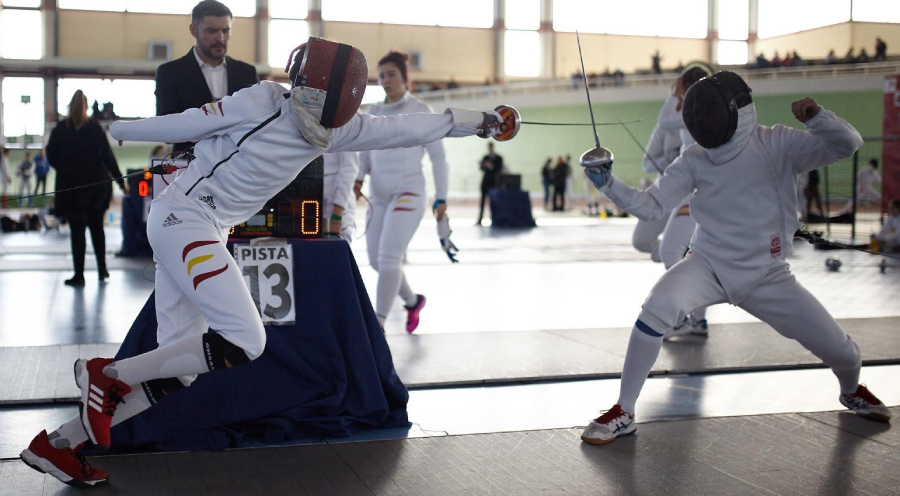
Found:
840,384 -> 892,422
581,404 -> 636,445
20,430 -> 109,489
75,358 -> 132,448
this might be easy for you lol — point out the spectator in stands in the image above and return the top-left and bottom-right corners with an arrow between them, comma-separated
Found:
16,152 -> 34,207
651,51 -> 662,74
47,90 -> 128,286
0,147 -> 10,208
825,49 -> 839,64
858,48 -> 870,63
782,52 -> 794,67
843,47 -> 857,64
674,60 -> 684,73
612,69 -> 625,86
756,53 -> 771,68
771,51 -> 783,66
878,200 -> 900,251
476,142 -> 503,225
791,51 -> 804,66
541,158 -> 553,209
33,150 -> 50,197
446,78 -> 459,90
875,37 -> 887,62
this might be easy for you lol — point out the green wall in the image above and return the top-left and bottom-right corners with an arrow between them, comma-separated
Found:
441,89 -> 885,197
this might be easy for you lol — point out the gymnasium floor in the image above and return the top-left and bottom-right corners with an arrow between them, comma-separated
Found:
0,201 -> 897,495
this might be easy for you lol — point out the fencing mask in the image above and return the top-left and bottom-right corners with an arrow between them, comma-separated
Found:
681,71 -> 753,149
286,37 -> 368,129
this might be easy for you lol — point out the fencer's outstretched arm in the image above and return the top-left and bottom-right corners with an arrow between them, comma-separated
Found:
774,102 -> 863,175
597,157 -> 696,222
329,108 -> 488,153
110,83 -> 274,144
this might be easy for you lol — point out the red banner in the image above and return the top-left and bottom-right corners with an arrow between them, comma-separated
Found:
883,76 -> 900,213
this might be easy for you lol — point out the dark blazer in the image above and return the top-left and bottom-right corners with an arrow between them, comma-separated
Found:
155,48 -> 259,151
480,153 -> 503,190
46,119 -> 125,214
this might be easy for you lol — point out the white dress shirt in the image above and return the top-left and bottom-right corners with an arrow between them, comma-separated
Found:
193,47 -> 228,100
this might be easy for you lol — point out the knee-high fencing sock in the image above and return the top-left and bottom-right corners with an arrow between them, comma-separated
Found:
375,262 -> 404,325
617,320 -> 665,414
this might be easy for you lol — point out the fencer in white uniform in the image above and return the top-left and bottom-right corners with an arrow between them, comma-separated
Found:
581,72 -> 891,446
840,158 -> 882,214
355,51 -> 449,332
322,151 -> 358,242
879,200 -> 900,251
21,37 -> 512,489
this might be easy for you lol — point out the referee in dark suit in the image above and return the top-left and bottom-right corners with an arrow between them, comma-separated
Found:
154,0 -> 259,153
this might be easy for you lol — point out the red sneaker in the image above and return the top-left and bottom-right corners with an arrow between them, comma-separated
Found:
75,358 -> 132,448
404,294 -> 426,333
581,404 -> 636,445
840,384 -> 892,422
20,430 -> 110,489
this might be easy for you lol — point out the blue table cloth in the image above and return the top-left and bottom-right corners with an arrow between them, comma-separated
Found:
111,238 -> 409,451
490,189 -> 537,228
118,195 -> 153,257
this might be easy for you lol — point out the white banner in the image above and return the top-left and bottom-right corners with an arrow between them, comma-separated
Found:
233,241 -> 296,325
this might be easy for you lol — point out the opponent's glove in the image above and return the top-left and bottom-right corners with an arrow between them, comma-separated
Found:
436,216 -> 459,263
581,147 -> 614,188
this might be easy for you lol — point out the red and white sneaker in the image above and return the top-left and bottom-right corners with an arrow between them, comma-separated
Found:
581,404 -> 636,445
20,430 -> 109,489
840,384 -> 892,422
404,294 -> 426,333
75,358 -> 132,448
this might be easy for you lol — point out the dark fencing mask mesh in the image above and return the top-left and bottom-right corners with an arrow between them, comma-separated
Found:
682,71 -> 753,149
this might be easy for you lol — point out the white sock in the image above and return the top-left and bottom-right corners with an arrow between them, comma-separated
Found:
834,366 -> 860,395
49,386 -> 153,449
375,263 -> 403,324
617,322 -> 664,414
105,333 -> 209,386
398,273 -> 416,307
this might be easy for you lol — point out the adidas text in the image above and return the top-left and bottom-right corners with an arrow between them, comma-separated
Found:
198,195 -> 217,209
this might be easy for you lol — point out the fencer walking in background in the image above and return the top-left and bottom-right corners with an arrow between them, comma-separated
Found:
581,72 -> 890,446
354,51 -> 450,333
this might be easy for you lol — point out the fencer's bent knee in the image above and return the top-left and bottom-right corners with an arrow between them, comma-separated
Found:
202,331 -> 262,370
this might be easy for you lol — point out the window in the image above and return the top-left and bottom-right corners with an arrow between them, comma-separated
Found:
362,85 -> 386,105
269,0 -> 308,20
58,78 -> 156,119
504,30 -> 540,77
717,41 -> 748,65
553,0 -> 707,39
758,0 -> 850,39
268,20 -> 309,70
321,0 -> 493,28
58,0 -> 255,16
0,8 -> 42,59
718,0 -> 749,40
852,0 -> 900,23
58,0 -> 125,11
2,0 -> 41,7
2,78 -> 44,139
506,0 -> 540,30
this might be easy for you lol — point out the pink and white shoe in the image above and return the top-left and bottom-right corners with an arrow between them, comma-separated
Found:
404,295 -> 426,333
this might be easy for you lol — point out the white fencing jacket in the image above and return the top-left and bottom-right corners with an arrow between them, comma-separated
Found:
323,150 -> 358,216
110,81 -> 480,227
602,105 -> 863,303
642,95 -> 682,174
357,92 -> 450,200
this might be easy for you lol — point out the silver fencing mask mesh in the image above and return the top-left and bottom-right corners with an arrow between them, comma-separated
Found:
682,71 -> 753,149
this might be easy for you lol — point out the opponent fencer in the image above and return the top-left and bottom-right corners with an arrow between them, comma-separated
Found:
581,71 -> 891,446
20,37 -> 517,488
323,151 -> 358,242
352,51 -> 451,333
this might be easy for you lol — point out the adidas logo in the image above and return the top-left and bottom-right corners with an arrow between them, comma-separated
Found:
162,213 -> 183,227
198,195 -> 217,209
88,384 -> 104,413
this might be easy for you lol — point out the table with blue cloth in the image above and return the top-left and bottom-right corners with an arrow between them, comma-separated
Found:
489,189 -> 536,228
110,238 -> 409,452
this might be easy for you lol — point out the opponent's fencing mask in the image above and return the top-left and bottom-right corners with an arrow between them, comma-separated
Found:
286,37 -> 368,129
681,71 -> 753,149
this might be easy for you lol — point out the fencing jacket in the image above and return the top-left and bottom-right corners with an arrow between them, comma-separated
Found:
357,92 -> 450,200
602,105 -> 863,303
642,95 -> 682,174
110,81 -> 479,227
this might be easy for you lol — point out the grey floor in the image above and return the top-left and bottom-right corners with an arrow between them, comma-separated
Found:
1,201 -> 898,494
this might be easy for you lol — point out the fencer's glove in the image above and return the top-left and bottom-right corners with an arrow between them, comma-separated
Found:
584,164 -> 612,188
477,110 -> 505,139
436,216 -> 459,263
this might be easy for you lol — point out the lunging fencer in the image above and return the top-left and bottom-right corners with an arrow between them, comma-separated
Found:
352,51 -> 451,333
580,71 -> 891,446
20,37 -> 519,488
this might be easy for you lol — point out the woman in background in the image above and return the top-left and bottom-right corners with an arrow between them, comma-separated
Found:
47,90 -> 127,286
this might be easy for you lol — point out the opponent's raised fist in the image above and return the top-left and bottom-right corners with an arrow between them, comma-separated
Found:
792,98 -> 820,123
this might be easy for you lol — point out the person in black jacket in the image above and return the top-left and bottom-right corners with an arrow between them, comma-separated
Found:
47,90 -> 127,287
476,142 -> 503,225
154,0 -> 258,153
